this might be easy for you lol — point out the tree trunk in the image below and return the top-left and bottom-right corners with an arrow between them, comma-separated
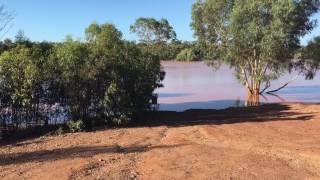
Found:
248,78 -> 260,95
246,93 -> 260,106
252,87 -> 260,96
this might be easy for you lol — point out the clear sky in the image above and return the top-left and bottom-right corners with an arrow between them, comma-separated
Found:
1,0 -> 320,45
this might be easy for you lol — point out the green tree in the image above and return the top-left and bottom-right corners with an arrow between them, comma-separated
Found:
130,17 -> 176,45
53,37 -> 92,126
101,41 -> 164,125
191,0 -> 319,95
304,37 -> 320,63
52,23 -> 164,126
0,44 -> 49,127
0,22 -> 165,132
294,36 -> 320,79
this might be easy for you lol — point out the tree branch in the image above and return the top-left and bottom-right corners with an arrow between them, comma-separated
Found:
240,66 -> 252,93
259,80 -> 270,94
266,75 -> 299,94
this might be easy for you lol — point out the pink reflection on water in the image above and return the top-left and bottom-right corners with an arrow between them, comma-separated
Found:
156,61 -> 320,111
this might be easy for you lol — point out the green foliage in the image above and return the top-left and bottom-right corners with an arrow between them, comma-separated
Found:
130,18 -> 203,61
136,40 -> 203,61
304,36 -> 320,62
0,43 -> 53,126
0,22 -> 164,130
293,36 -> 320,79
66,120 -> 84,133
53,37 -> 92,125
176,48 -> 199,62
103,82 -> 131,125
191,0 -> 320,94
130,17 -> 176,44
101,41 -> 163,125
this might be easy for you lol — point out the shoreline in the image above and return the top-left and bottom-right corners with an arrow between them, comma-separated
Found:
1,102 -> 319,143
1,102 -> 320,179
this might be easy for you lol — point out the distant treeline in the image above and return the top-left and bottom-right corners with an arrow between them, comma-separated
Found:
0,23 -> 164,132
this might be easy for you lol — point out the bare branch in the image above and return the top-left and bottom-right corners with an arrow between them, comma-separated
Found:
259,80 -> 270,94
266,75 -> 299,94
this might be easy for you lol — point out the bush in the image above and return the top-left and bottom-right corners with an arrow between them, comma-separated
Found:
111,113 -> 131,125
66,119 -> 84,133
101,43 -> 163,125
0,23 -> 164,131
55,126 -> 65,136
102,82 -> 132,125
176,48 -> 198,61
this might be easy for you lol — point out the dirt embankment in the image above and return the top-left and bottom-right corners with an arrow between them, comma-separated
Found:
1,103 -> 320,180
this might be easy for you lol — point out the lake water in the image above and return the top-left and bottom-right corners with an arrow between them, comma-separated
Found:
156,61 -> 320,111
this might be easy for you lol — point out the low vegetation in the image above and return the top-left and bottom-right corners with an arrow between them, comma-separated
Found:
0,23 -> 164,136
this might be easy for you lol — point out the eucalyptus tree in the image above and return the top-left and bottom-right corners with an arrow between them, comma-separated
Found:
130,17 -> 176,45
191,0 -> 320,95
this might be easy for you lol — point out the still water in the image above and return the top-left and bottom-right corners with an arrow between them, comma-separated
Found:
156,61 -> 320,111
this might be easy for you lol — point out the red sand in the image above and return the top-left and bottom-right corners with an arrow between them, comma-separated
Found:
1,103 -> 320,180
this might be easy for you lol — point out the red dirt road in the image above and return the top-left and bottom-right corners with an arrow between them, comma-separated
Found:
1,103 -> 320,180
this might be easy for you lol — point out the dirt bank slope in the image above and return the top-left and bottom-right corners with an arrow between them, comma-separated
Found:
1,103 -> 320,180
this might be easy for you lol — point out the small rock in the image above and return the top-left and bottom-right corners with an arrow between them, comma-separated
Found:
130,171 -> 137,179
130,174 -> 136,179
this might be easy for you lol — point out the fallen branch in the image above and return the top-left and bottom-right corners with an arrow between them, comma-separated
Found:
259,80 -> 270,94
266,75 -> 299,94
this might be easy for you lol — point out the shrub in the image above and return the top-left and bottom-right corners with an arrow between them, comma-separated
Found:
102,82 -> 132,125
66,119 -> 84,133
0,23 -> 164,131
55,126 -> 65,136
111,113 -> 131,125
100,42 -> 164,125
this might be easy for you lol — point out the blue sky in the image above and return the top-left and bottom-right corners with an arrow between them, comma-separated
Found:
1,0 -> 320,45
